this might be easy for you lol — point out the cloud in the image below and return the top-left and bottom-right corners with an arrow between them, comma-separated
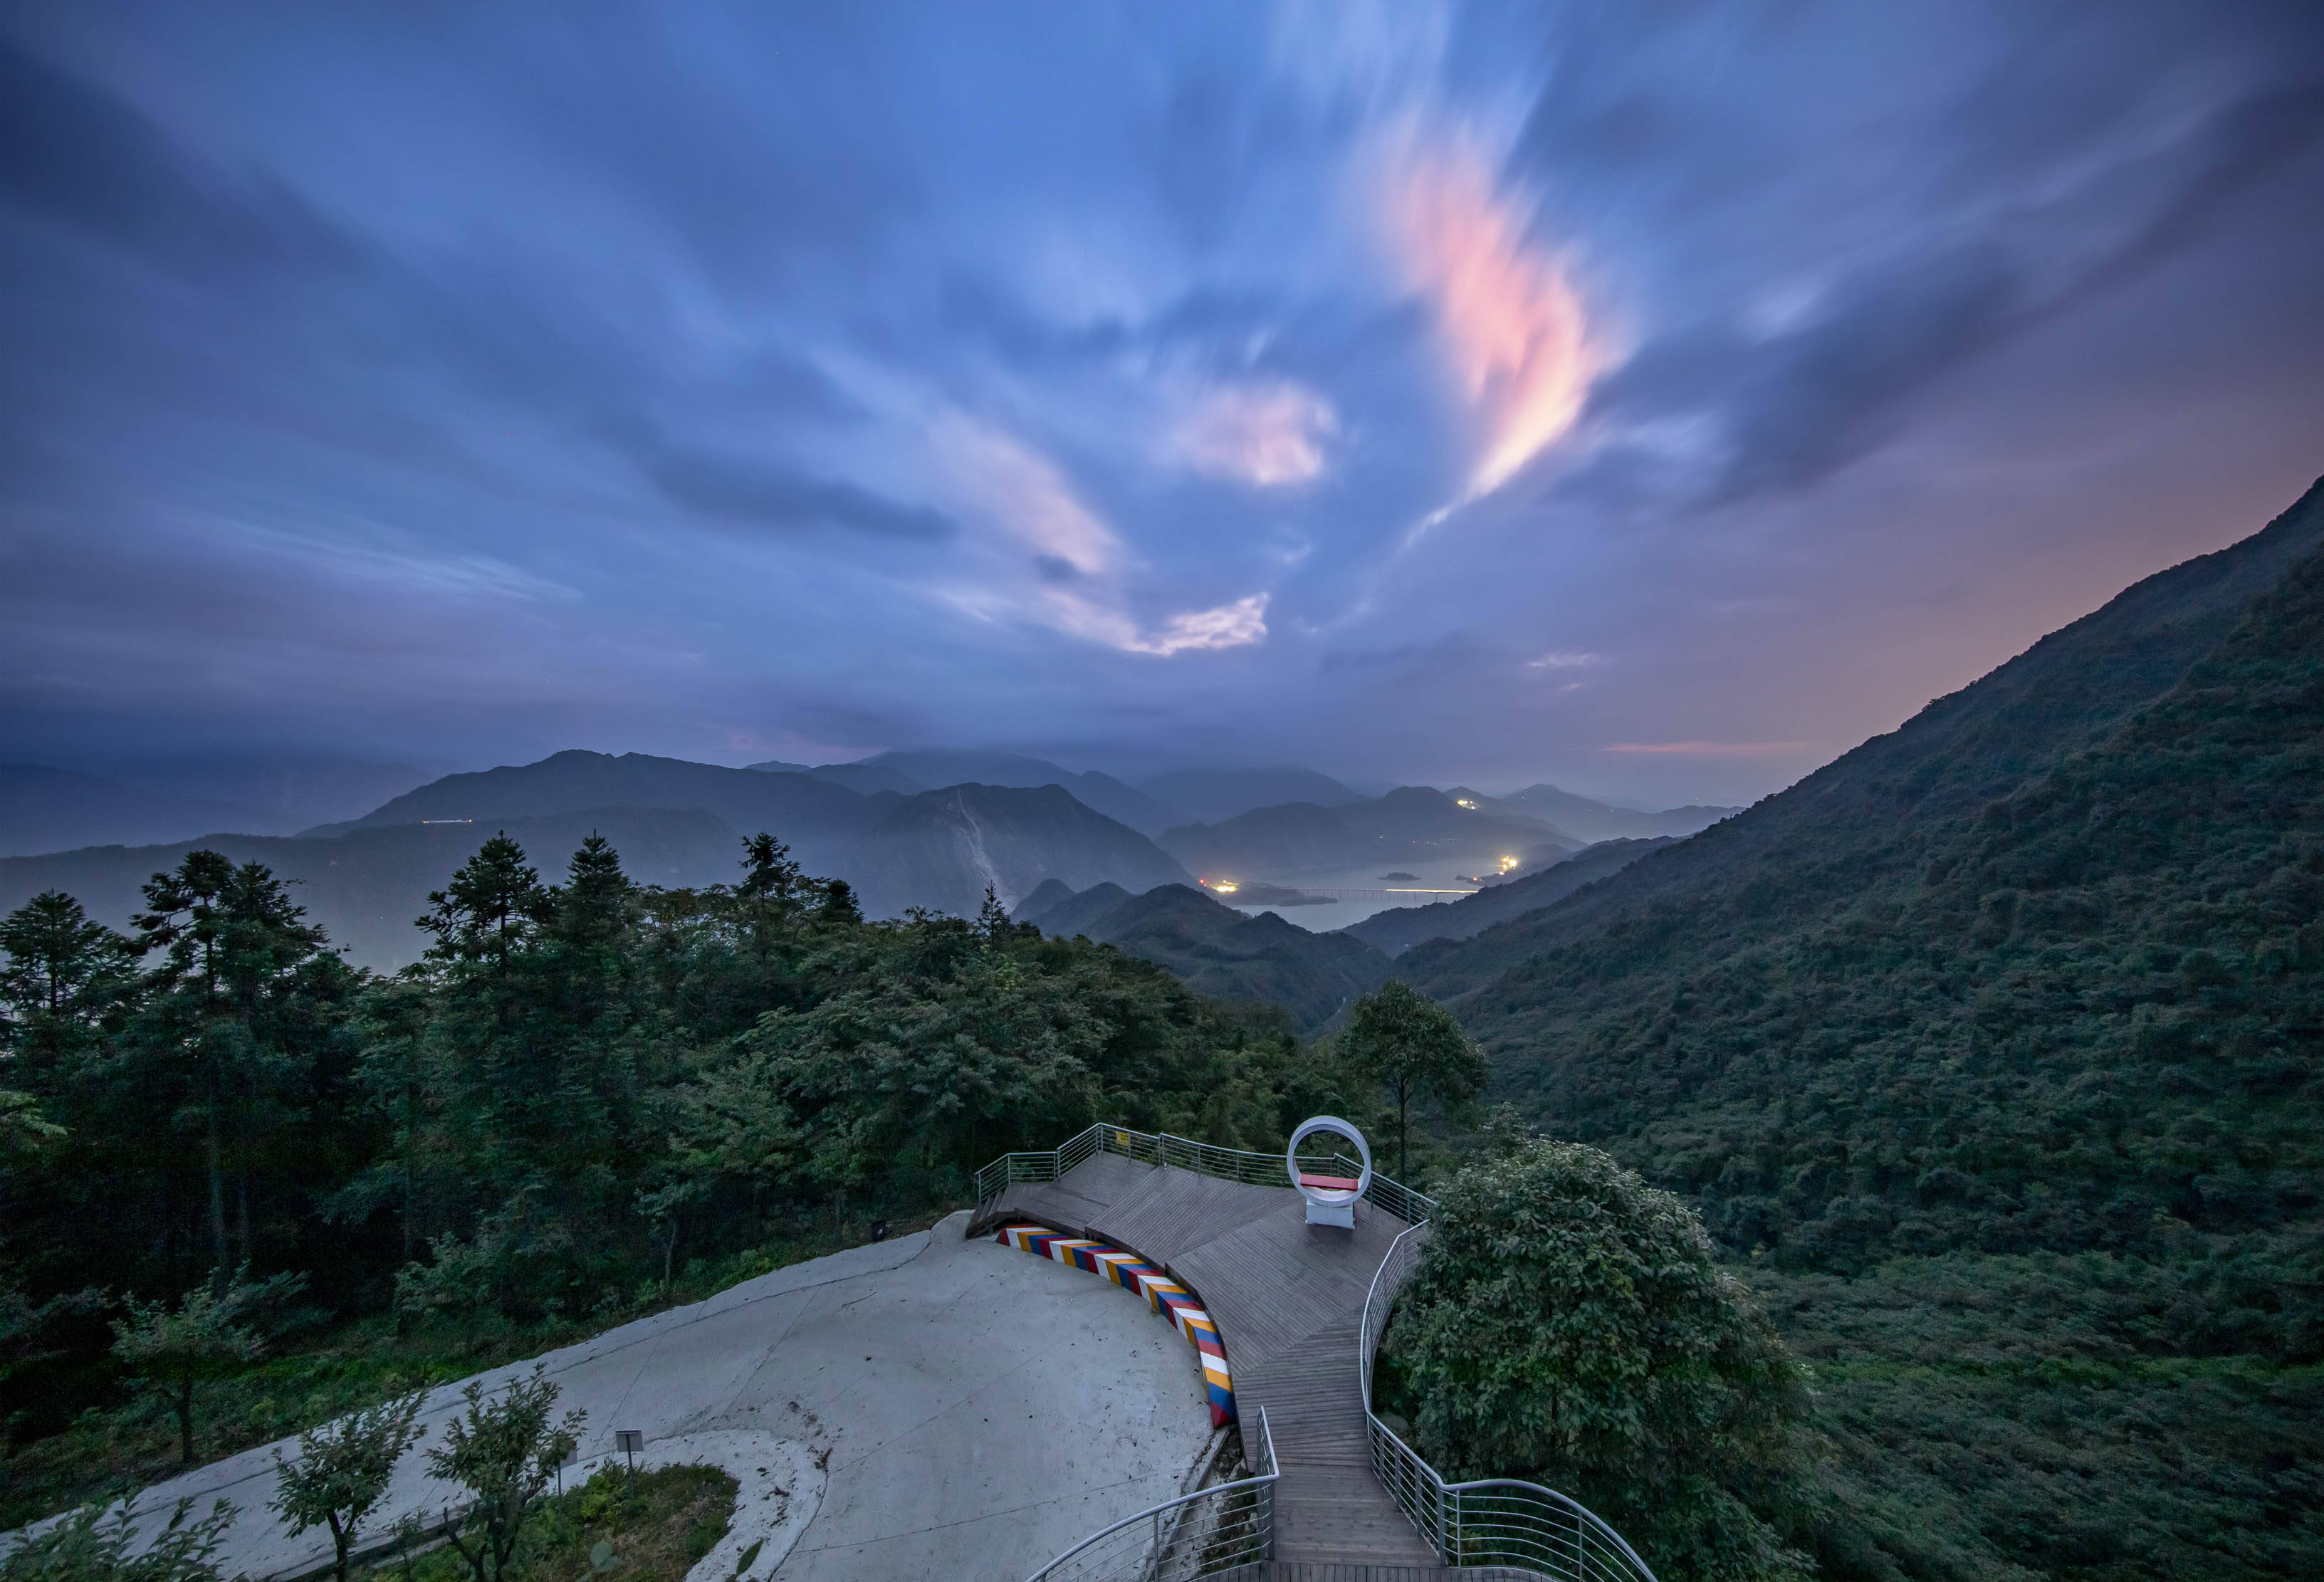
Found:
1602,740 -> 1812,757
1386,135 -> 1598,497
648,451 -> 956,540
0,35 -> 351,281
1125,594 -> 1270,656
933,415 -> 1269,656
1171,382 -> 1338,486
1526,651 -> 1603,669
934,415 -> 1127,578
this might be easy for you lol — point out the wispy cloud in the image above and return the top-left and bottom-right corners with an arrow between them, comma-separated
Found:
1387,135 -> 1598,498
933,415 -> 1269,657
1171,382 -> 1339,488
1526,650 -> 1604,669
935,415 -> 1126,579
1127,593 -> 1270,655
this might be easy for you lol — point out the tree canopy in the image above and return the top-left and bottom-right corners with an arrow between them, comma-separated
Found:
1386,1138 -> 1814,1582
1338,978 -> 1485,1180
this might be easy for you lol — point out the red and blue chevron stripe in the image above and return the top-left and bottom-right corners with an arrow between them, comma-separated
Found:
998,1223 -> 1235,1426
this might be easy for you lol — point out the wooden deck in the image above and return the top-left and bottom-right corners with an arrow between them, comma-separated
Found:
980,1153 -> 1440,1569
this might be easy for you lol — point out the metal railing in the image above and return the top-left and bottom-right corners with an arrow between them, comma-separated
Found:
1360,1228 -> 1658,1581
1023,1409 -> 1279,1582
983,1123 -> 1651,1579
974,1123 -> 1438,1222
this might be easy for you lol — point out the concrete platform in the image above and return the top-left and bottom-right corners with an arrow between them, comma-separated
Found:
983,1158 -> 1441,1569
29,1212 -> 1217,1582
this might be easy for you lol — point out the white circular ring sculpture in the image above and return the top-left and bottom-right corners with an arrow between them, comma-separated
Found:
1287,1115 -> 1371,1227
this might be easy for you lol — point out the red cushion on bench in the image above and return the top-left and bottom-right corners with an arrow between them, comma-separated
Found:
1298,1173 -> 1361,1192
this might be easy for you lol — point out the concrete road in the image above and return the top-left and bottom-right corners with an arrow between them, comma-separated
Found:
61,1212 -> 1215,1582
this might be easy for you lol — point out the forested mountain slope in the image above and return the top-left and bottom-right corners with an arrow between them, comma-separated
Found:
1339,837 -> 1673,955
1409,478 -> 2324,990
1405,480 -> 2324,1579
1014,880 -> 1391,1032
1437,498 -> 2324,1266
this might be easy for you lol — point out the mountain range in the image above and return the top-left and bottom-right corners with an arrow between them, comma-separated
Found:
1485,784 -> 1739,843
1157,784 -> 1584,879
1335,837 -> 1676,955
0,757 -> 1189,969
1,740 -> 1737,1000
1012,879 -> 1391,1032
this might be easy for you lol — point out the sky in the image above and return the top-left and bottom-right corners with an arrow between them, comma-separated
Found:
3,1 -> 2321,807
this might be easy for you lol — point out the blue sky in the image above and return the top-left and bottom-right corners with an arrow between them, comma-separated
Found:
3,1 -> 2320,805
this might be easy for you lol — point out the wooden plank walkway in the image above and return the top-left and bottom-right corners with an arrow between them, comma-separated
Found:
982,1155 -> 1440,1569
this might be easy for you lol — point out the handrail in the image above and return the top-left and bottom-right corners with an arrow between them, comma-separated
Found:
980,1125 -> 1651,1578
1359,1223 -> 1658,1581
973,1123 -> 1438,1223
1021,1409 -> 1279,1582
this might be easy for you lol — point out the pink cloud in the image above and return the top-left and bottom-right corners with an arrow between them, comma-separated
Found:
1388,139 -> 1598,496
1173,382 -> 1339,488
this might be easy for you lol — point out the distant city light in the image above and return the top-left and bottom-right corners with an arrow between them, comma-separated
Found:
1455,798 -> 1478,809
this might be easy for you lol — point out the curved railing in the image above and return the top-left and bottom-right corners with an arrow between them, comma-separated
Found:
973,1121 -> 1433,1222
1361,1227 -> 1659,1581
1023,1409 -> 1278,1582
985,1122 -> 1656,1581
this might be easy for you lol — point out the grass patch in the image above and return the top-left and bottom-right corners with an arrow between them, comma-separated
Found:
367,1464 -> 736,1582
1,1209 -> 951,1531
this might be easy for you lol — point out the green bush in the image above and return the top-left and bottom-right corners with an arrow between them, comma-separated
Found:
1388,1138 -> 1815,1582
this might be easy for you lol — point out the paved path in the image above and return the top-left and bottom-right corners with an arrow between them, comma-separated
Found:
983,1155 -> 1439,1569
27,1213 -> 1217,1582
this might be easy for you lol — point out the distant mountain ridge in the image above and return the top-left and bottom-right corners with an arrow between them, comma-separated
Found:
0,765 -> 275,857
1337,837 -> 1676,955
1158,785 -> 1578,878
2,752 -> 1193,968
748,748 -> 1183,834
1485,784 -> 1737,842
1013,879 -> 1391,1031
1136,765 -> 1362,827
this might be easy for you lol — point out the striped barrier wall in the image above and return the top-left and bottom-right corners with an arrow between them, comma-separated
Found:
998,1224 -> 1235,1427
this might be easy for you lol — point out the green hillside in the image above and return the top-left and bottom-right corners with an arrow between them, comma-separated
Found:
1015,880 -> 1391,1032
1339,837 -> 1673,956
1403,479 -> 2324,1578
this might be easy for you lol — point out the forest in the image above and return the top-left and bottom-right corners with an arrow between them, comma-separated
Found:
0,831 -> 1350,1528
1400,512 -> 2324,1573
